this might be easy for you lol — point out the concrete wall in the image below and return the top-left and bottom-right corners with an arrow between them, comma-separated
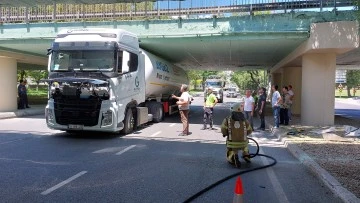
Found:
282,67 -> 302,115
271,73 -> 282,88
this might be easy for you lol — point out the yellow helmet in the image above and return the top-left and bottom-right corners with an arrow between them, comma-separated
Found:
230,102 -> 243,112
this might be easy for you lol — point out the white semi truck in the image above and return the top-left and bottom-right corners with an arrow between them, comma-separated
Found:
204,75 -> 224,103
45,28 -> 188,134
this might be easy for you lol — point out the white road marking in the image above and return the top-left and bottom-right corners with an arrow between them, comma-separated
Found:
150,131 -> 162,137
115,145 -> 136,155
41,171 -> 87,195
169,123 -> 176,127
92,147 -> 127,154
259,148 -> 290,203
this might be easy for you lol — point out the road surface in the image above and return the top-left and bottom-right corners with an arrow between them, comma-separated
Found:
0,96 -> 343,202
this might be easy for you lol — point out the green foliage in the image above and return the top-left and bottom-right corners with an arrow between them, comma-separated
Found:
17,70 -> 27,81
187,70 -> 224,90
231,70 -> 267,91
346,70 -> 360,96
27,70 -> 48,85
187,70 -> 202,86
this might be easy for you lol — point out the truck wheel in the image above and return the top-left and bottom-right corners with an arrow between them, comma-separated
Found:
121,108 -> 135,134
149,102 -> 164,123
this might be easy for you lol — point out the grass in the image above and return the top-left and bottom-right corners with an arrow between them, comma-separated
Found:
335,89 -> 360,98
27,87 -> 48,105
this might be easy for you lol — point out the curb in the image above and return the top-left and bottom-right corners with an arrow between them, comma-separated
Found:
0,109 -> 45,120
286,143 -> 360,203
268,123 -> 360,203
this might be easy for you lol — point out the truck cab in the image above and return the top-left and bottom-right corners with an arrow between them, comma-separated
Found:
45,28 -> 188,134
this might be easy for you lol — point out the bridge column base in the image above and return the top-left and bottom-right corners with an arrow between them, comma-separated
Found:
301,53 -> 336,126
0,57 -> 18,112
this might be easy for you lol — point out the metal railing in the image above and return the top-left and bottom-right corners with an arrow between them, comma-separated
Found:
0,0 -> 356,23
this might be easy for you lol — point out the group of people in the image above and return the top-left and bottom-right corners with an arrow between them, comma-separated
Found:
172,83 -> 295,168
172,85 -> 257,168
17,79 -> 30,109
271,85 -> 294,129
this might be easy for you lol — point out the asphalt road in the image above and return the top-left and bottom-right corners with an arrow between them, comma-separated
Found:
335,99 -> 360,120
0,96 -> 343,203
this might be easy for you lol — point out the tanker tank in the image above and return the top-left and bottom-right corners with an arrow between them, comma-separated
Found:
142,49 -> 189,99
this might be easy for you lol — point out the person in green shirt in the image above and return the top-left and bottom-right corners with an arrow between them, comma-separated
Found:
202,86 -> 218,130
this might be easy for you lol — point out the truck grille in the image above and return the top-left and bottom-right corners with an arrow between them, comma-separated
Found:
54,98 -> 101,126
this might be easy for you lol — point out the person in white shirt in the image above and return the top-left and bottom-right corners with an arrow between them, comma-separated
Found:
243,90 -> 255,130
287,85 -> 294,121
172,84 -> 190,136
271,85 -> 282,129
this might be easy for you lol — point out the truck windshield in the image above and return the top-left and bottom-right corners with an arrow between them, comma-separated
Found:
206,82 -> 222,87
50,50 -> 116,72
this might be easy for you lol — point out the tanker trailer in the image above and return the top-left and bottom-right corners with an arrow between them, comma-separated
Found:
45,28 -> 188,134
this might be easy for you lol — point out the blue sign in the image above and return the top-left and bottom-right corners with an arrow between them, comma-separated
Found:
156,61 -> 170,73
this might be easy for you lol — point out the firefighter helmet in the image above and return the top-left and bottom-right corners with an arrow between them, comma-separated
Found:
230,102 -> 243,112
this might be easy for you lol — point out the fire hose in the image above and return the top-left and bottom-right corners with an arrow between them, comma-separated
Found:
183,137 -> 277,203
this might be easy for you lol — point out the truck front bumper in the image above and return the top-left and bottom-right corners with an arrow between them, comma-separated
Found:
45,100 -> 122,133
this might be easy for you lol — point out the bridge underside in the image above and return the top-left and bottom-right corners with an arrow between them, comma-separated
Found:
0,12 -> 359,127
1,32 -> 359,71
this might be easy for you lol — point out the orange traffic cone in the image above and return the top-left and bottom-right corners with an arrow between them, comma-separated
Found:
233,176 -> 244,203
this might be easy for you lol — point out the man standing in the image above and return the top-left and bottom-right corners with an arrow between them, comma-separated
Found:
202,86 -> 218,130
255,87 -> 266,131
280,86 -> 290,125
221,102 -> 252,168
17,79 -> 25,109
23,79 -> 30,108
243,90 -> 255,130
271,85 -> 282,129
287,85 -> 294,121
172,84 -> 190,136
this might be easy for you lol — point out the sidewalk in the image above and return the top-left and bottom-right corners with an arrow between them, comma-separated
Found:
0,105 -> 45,120
264,115 -> 360,202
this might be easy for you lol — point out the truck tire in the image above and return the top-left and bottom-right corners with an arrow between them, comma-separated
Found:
148,102 -> 164,123
121,108 -> 135,134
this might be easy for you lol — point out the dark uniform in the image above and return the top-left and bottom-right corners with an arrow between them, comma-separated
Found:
17,80 -> 26,109
221,103 -> 252,168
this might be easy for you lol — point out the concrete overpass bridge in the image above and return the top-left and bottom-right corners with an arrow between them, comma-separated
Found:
0,0 -> 359,126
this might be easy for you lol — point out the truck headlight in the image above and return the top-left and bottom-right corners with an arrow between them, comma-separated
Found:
101,110 -> 113,127
46,109 -> 55,124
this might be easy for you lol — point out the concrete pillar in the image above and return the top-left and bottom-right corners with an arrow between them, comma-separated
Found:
282,67 -> 302,115
0,57 -> 17,111
302,53 -> 336,126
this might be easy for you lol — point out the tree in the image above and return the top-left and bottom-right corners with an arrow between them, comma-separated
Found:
346,70 -> 360,96
187,70 -> 203,90
27,70 -> 48,91
231,70 -> 267,92
17,70 -> 27,82
353,0 -> 360,19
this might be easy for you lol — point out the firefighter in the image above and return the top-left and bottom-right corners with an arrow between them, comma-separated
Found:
221,102 -> 253,168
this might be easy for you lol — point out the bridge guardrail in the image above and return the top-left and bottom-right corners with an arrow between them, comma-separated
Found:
0,0 -> 355,23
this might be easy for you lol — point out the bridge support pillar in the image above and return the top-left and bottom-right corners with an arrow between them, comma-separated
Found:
0,57 -> 17,112
301,53 -> 336,126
